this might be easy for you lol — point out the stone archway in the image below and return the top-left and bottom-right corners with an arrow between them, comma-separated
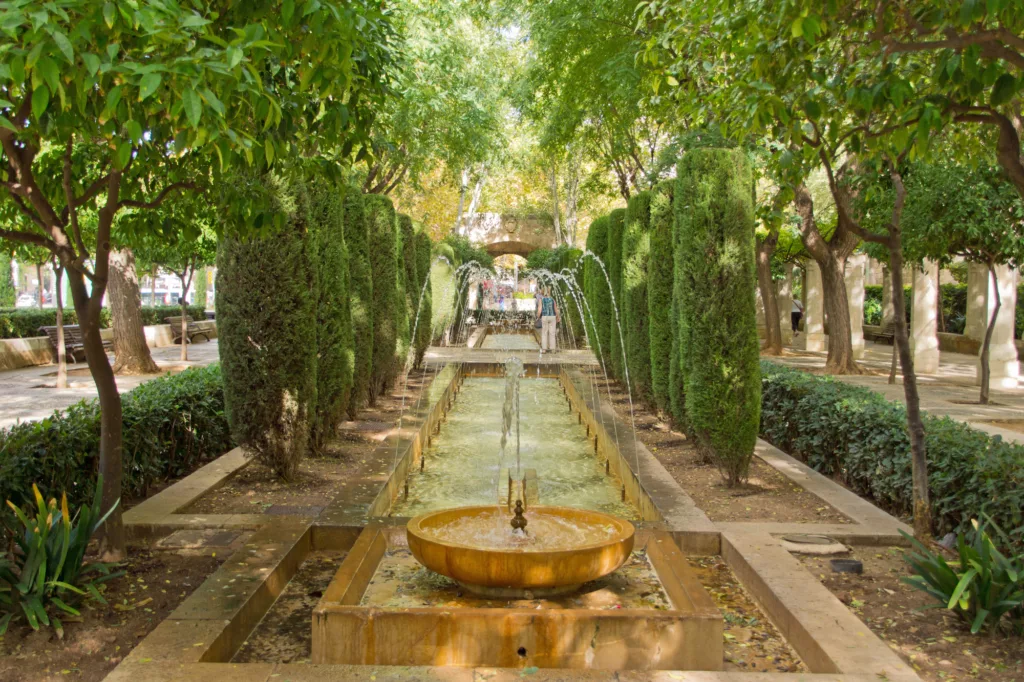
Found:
461,213 -> 557,257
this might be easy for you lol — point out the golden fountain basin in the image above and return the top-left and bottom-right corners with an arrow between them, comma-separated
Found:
406,505 -> 635,597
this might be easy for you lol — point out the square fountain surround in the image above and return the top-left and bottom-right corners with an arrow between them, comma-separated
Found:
312,524 -> 723,670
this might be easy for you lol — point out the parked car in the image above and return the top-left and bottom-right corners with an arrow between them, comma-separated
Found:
15,293 -> 35,308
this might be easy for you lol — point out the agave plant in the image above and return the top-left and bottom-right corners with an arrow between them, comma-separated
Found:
901,517 -> 1024,634
0,477 -> 123,637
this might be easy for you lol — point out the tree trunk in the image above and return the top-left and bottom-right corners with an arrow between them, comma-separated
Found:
466,173 -> 485,225
550,163 -> 562,245
179,269 -> 193,362
109,248 -> 160,375
793,184 -> 861,374
54,261 -> 67,389
936,267 -> 945,333
455,168 -> 468,234
881,266 -> 894,327
820,254 -> 862,374
884,171 -> 931,541
756,236 -> 783,355
66,265 -> 125,560
979,263 -> 1000,405
36,262 -> 44,308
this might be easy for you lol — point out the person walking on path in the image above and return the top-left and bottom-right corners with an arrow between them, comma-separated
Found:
791,298 -> 803,337
536,287 -> 559,352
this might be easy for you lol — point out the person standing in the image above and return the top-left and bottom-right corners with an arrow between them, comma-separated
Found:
791,298 -> 803,337
536,287 -> 559,353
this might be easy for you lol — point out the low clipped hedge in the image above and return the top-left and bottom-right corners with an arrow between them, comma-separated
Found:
760,361 -> 1024,546
0,305 -> 205,339
0,364 -> 232,529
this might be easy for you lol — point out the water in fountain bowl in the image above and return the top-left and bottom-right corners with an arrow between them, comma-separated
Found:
422,507 -> 621,551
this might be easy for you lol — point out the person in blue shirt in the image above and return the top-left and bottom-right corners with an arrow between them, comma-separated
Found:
535,288 -> 559,352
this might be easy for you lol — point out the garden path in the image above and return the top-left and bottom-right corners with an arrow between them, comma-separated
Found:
0,340 -> 220,428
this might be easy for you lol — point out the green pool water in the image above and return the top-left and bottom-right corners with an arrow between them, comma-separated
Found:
391,376 -> 637,519
480,333 -> 539,350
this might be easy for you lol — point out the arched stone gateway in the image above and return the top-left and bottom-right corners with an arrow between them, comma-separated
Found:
461,213 -> 557,257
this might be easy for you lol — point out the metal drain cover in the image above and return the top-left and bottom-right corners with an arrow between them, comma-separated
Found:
780,534 -> 848,555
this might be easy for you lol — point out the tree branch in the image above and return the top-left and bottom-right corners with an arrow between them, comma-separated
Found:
117,182 -> 201,211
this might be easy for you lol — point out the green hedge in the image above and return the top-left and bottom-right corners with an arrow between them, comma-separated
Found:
607,208 -> 626,380
0,305 -> 205,340
309,178 -> 354,452
585,216 -> 612,369
0,308 -> 108,339
622,191 -> 652,401
430,242 -> 456,340
675,149 -> 760,485
413,231 -> 433,367
365,194 -> 398,403
139,305 -> 206,326
760,361 -> 1024,546
0,364 -> 231,531
195,268 -> 208,310
217,176 -> 318,479
648,180 -> 675,414
343,189 -> 373,418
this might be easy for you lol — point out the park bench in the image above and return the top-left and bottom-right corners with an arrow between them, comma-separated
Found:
874,319 -> 896,345
38,325 -> 113,363
165,315 -> 212,345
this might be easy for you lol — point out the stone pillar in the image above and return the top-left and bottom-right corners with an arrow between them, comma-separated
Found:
880,266 -> 894,328
804,261 -> 826,352
910,260 -> 940,374
976,264 -> 1019,388
845,254 -> 866,359
776,266 -> 794,346
965,262 -> 989,342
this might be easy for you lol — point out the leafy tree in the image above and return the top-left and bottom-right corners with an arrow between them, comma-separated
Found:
363,1 -> 506,199
0,0 -> 394,557
675,149 -> 761,486
862,160 -> 1024,404
812,1 -> 1024,200
121,195 -> 218,362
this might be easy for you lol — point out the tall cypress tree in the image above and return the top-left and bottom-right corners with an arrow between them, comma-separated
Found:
392,214 -> 415,387
217,175 -> 317,479
365,194 -> 398,404
584,216 -> 612,370
648,180 -> 675,415
413,231 -> 433,367
622,191 -> 652,401
343,189 -> 373,418
309,177 -> 354,452
676,149 -> 761,486
607,207 -> 626,379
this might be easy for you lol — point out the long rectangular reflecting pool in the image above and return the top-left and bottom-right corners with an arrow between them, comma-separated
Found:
390,375 -> 638,519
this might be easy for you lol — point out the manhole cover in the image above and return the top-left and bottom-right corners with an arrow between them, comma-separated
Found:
781,534 -> 836,545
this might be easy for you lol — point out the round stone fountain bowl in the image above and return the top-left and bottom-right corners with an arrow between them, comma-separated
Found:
406,505 -> 635,598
